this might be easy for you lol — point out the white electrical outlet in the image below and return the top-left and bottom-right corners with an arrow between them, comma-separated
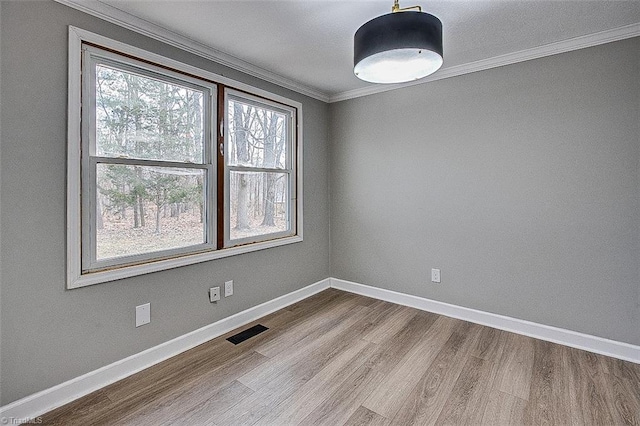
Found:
431,268 -> 441,283
209,287 -> 220,302
224,280 -> 234,297
135,303 -> 150,327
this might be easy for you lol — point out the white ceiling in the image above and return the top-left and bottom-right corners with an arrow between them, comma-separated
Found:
64,0 -> 640,102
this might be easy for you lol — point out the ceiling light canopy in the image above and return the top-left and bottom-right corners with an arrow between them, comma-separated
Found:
354,0 -> 443,84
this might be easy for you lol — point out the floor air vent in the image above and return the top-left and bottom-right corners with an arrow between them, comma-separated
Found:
227,324 -> 269,345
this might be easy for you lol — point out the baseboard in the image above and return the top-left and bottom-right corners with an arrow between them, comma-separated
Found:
330,277 -> 640,364
0,278 -> 331,421
3,275 -> 637,421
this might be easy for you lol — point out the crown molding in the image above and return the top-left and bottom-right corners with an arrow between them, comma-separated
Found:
53,0 -> 331,103
53,1 -> 638,104
329,22 -> 640,103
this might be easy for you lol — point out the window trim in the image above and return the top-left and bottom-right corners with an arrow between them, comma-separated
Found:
67,26 -> 303,289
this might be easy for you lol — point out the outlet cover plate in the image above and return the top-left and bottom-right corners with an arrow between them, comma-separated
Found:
224,280 -> 233,297
431,268 -> 441,283
210,287 -> 220,302
135,303 -> 150,327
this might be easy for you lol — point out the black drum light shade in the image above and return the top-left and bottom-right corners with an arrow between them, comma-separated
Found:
354,11 -> 443,84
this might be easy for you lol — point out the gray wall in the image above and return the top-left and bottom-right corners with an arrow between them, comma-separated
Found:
1,0 -> 639,409
330,37 -> 640,347
0,1 -> 330,405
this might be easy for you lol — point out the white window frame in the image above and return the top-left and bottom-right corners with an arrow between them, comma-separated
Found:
67,27 -> 303,289
82,46 -> 217,273
224,89 -> 298,247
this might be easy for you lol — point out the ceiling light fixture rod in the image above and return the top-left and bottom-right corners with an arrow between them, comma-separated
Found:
391,0 -> 422,13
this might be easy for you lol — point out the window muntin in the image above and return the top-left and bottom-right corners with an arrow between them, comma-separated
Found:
68,28 -> 302,288
224,90 -> 297,247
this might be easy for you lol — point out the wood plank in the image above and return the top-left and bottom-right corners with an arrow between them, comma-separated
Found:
389,322 -> 482,426
284,288 -> 351,317
51,340 -> 242,424
119,350 -> 267,425
300,311 -> 440,426
155,380 -> 252,426
434,355 -> 496,425
353,293 -> 386,307
566,347 -> 616,425
253,340 -> 376,425
471,326 -> 507,362
523,339 -> 571,425
362,315 -> 459,419
300,363 -> 387,426
225,289 -> 357,354
252,293 -> 367,359
361,303 -> 417,344
96,342 -> 266,423
493,332 -> 535,400
604,356 -> 640,384
37,389 -> 112,426
343,406 -> 390,426
37,290 -> 640,426
365,311 -> 440,373
238,305 -> 371,391
220,305 -> 383,423
480,390 -> 527,425
211,397 -> 272,426
603,372 -> 640,425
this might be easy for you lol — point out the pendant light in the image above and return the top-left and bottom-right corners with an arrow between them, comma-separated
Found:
354,0 -> 443,84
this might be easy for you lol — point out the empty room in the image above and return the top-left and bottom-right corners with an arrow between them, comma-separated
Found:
1,0 -> 639,424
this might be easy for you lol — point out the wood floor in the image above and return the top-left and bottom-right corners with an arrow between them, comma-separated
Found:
40,289 -> 640,425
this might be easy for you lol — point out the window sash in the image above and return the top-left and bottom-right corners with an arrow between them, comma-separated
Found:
81,45 -> 216,273
83,45 -> 214,163
223,89 -> 297,247
225,92 -> 294,170
83,158 -> 215,272
225,169 -> 294,247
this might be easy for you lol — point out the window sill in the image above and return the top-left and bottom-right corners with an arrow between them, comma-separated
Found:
68,235 -> 303,289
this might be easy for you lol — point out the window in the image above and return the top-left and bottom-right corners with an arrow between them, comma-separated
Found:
83,49 -> 215,272
67,27 -> 302,288
225,90 -> 297,246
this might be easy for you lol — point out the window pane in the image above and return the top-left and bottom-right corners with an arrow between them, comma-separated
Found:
229,171 -> 289,241
95,64 -> 205,163
96,164 -> 206,260
227,98 -> 288,169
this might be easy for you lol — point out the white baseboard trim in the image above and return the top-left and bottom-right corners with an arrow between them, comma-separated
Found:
330,277 -> 640,365
3,276 -> 637,421
0,278 -> 331,421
